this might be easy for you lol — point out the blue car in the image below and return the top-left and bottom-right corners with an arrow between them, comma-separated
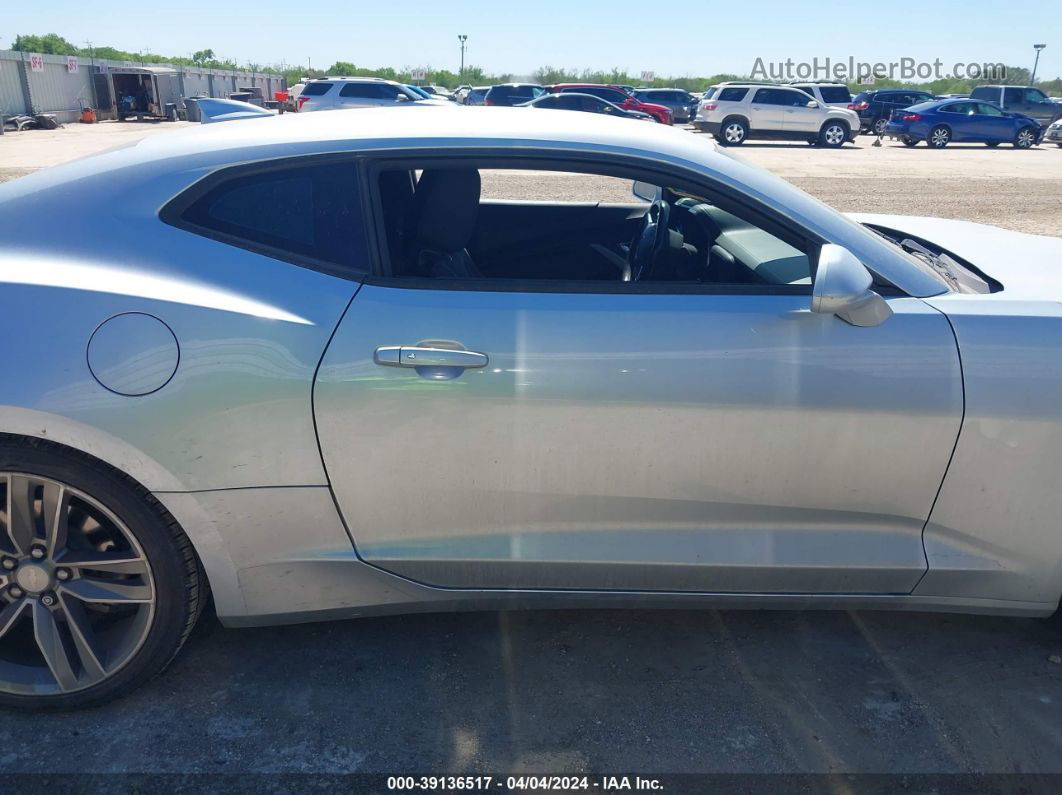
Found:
884,99 -> 1043,149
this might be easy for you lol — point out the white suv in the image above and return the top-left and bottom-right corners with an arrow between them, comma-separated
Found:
297,77 -> 451,112
694,83 -> 860,147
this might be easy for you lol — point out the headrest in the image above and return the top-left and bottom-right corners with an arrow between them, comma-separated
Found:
413,169 -> 481,252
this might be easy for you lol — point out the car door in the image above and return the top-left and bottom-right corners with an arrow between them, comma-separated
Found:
1020,88 -> 1054,126
779,88 -> 823,133
335,82 -> 377,109
749,88 -> 788,130
970,102 -> 1013,142
313,160 -> 963,596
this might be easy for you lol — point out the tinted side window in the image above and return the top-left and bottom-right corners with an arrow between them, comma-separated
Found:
1003,88 -> 1023,105
175,161 -> 367,272
300,82 -> 333,96
717,88 -> 748,102
753,89 -> 791,105
577,87 -> 627,104
340,83 -> 377,98
820,86 -> 852,103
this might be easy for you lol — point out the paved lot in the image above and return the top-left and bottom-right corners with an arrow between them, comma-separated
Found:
0,609 -> 1060,774
2,117 -> 1062,778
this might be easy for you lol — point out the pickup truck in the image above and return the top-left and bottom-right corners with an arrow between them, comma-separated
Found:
969,85 -> 1061,129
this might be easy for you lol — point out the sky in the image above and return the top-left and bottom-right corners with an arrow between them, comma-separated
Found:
6,0 -> 1061,80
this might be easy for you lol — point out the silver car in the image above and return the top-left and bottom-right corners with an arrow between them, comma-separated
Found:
297,77 -> 449,111
1,108 -> 1061,709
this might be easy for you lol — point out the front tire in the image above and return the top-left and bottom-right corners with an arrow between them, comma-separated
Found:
901,136 -> 919,147
0,437 -> 205,710
819,121 -> 849,148
1013,127 -> 1037,149
715,118 -> 748,146
928,125 -> 951,148
873,118 -> 888,136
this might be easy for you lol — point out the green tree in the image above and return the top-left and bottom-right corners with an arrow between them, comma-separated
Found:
191,49 -> 215,65
12,33 -> 78,55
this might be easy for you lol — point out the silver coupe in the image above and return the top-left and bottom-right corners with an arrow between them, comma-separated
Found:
1,107 -> 1060,708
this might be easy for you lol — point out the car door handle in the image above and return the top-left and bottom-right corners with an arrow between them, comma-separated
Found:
374,346 -> 489,369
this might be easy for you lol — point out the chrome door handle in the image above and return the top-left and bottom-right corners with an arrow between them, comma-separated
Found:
374,346 -> 488,369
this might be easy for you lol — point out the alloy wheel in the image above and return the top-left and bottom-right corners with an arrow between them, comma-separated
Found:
930,127 -> 950,148
1015,128 -> 1036,149
723,123 -> 745,144
873,118 -> 887,135
823,125 -> 846,146
0,473 -> 155,696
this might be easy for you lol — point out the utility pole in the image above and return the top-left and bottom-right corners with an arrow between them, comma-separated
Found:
1031,44 -> 1047,85
85,40 -> 98,110
458,34 -> 467,79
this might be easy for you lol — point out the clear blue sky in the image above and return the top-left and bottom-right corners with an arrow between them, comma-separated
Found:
5,0 -> 1060,79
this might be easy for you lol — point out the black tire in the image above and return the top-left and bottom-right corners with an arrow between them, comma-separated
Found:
901,136 -> 919,147
872,118 -> 888,136
928,125 -> 950,149
1013,126 -> 1037,149
0,436 -> 206,711
985,141 -> 1000,148
1057,144 -> 1062,149
715,117 -> 748,146
818,121 -> 849,148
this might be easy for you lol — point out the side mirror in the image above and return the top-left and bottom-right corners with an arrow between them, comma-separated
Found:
632,181 -> 662,203
806,100 -> 819,108
812,244 -> 892,327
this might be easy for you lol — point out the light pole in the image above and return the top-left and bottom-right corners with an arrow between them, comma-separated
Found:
458,34 -> 467,79
1031,44 -> 1047,85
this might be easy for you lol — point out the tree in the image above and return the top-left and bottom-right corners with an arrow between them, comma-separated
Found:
12,33 -> 78,55
191,49 -> 215,65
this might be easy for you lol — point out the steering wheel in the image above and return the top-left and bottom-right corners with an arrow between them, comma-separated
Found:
630,200 -> 671,281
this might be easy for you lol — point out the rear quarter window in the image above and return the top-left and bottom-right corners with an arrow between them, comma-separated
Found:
165,160 -> 368,276
300,82 -> 334,96
717,88 -> 748,102
819,86 -> 852,103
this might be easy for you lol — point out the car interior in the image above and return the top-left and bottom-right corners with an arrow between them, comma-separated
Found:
374,165 -> 813,286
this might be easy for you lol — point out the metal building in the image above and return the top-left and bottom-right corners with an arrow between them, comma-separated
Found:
0,49 -> 287,124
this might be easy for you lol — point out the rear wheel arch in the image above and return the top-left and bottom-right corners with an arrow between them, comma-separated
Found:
0,433 -> 209,709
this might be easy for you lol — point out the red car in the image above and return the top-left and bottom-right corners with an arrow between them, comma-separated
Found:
545,84 -> 673,124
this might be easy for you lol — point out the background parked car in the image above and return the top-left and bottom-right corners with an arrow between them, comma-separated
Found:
297,77 -> 449,111
969,85 -> 1062,130
405,85 -> 434,100
455,85 -> 490,105
520,92 -> 653,120
1043,117 -> 1062,147
792,82 -> 853,108
423,84 -> 454,100
849,89 -> 936,135
694,83 -> 858,146
547,84 -> 672,124
885,99 -> 1043,149
631,88 -> 694,123
485,83 -> 546,106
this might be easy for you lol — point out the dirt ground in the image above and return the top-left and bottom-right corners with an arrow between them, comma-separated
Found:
2,119 -> 1060,237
